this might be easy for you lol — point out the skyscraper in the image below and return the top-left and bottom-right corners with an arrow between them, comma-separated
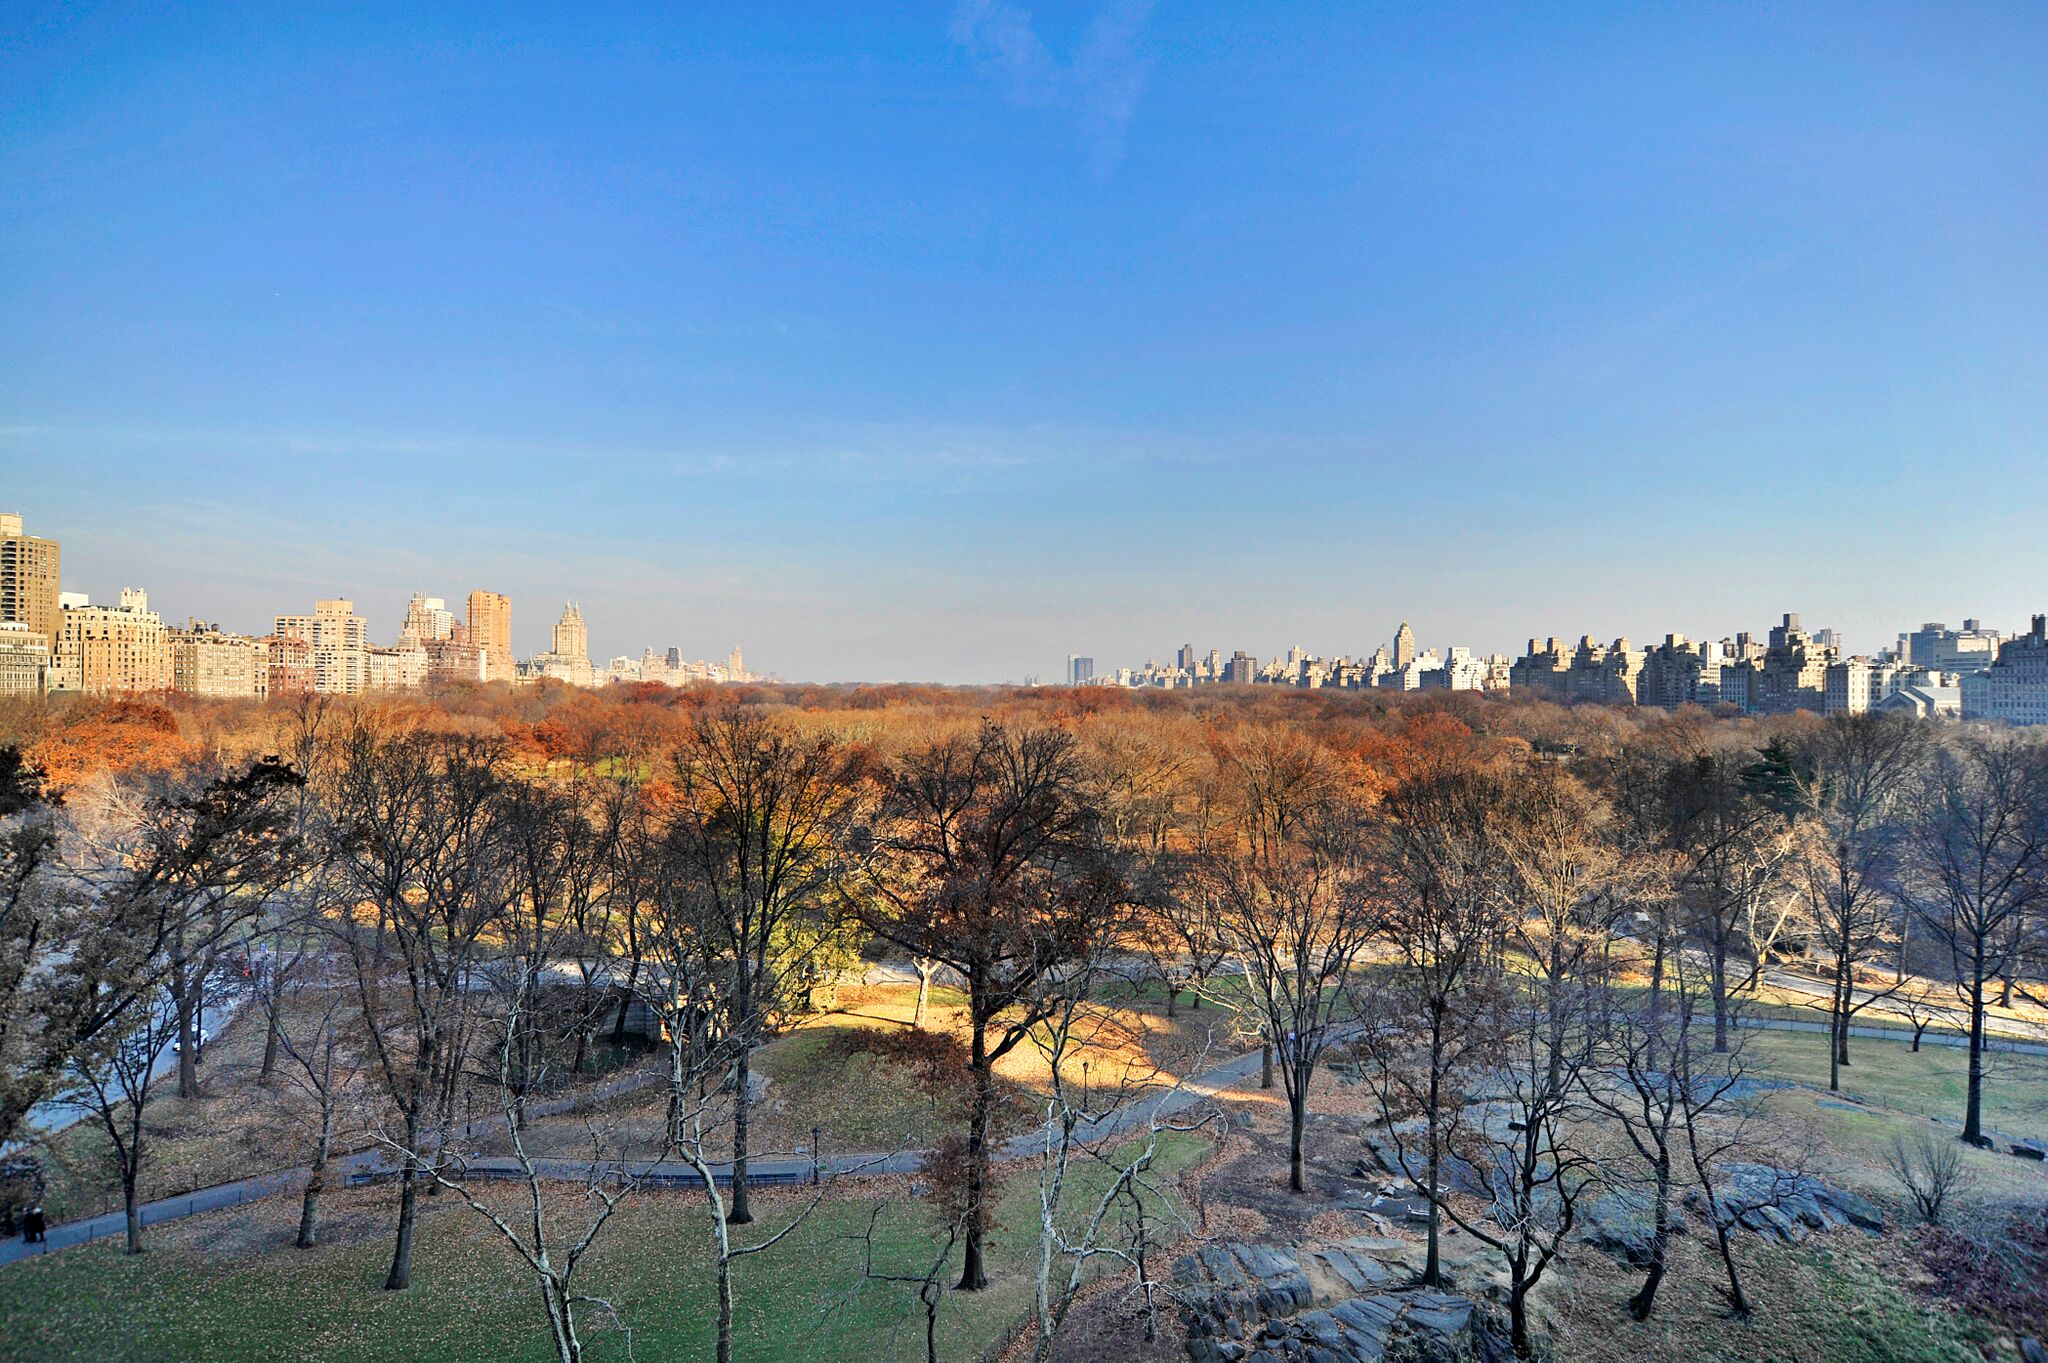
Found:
467,590 -> 513,681
275,598 -> 369,694
1392,621 -> 1417,669
0,513 -> 61,650
399,593 -> 455,645
1068,654 -> 1095,686
552,602 -> 589,660
528,603 -> 594,686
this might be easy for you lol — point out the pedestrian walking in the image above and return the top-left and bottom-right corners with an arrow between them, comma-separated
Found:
23,1204 -> 47,1244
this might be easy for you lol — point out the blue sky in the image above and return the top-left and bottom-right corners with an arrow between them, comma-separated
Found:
3,2 -> 2045,682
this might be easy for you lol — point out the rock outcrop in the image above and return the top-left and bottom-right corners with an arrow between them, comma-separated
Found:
1176,1238 -> 1516,1363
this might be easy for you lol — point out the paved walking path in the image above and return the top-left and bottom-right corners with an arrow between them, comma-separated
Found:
1737,1012 -> 2048,1057
0,1041 -> 1272,1267
53,1001 -> 2042,1271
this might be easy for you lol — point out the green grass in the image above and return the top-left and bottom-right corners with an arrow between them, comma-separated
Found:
0,1131 -> 1211,1363
1769,1242 -> 1996,1363
1740,1028 -> 2048,1141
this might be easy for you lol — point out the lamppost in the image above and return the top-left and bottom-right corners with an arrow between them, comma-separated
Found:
1080,1060 -> 1091,1115
812,1124 -> 822,1186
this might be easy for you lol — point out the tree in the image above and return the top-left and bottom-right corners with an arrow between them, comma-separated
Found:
58,974 -> 188,1253
1203,725 -> 1378,1194
1364,756 -> 1513,1286
330,725 -> 510,1291
0,749 -> 72,1150
858,720 -> 1126,1290
1663,753 -> 1794,1051
1899,731 -> 2048,1144
135,758 -> 305,1100
264,965 -> 367,1248
659,703 -> 863,1225
1024,960 -> 1209,1363
1791,713 -> 1930,1090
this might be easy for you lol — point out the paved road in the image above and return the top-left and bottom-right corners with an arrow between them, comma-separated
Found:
1756,964 -> 2048,1045
1737,1012 -> 2048,1057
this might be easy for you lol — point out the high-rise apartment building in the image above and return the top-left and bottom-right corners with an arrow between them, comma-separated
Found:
275,598 -> 369,694
1898,620 -> 2005,675
553,603 -> 588,660
1068,654 -> 1095,686
1963,614 -> 2048,725
467,590 -> 512,681
0,513 -> 61,651
51,588 -> 172,694
0,622 -> 50,695
260,634 -> 313,697
1391,621 -> 1417,669
527,603 -> 594,686
170,621 -> 265,698
399,593 -> 456,646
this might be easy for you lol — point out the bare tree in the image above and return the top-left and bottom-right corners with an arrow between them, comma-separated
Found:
858,720 -> 1127,1290
848,1202 -> 960,1363
58,974 -> 189,1253
262,961 -> 368,1248
1662,753 -> 1794,1051
1025,966 -> 1210,1363
1203,725 -> 1378,1194
659,702 -> 864,1225
1362,755 -> 1512,1286
1899,731 -> 2048,1144
0,749 -> 73,1150
1792,713 -> 1930,1090
330,725 -> 510,1291
388,977 -> 647,1363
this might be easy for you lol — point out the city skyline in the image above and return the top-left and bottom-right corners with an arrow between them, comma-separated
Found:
7,5 -> 2048,682
18,496 -> 2048,685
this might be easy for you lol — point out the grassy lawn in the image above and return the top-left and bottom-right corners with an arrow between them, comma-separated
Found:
0,1131 -> 1211,1363
1552,1227 -> 1995,1363
1740,1028 -> 2048,1142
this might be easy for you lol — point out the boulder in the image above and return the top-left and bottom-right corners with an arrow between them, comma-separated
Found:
1682,1164 -> 1885,1244
1577,1191 -> 1682,1266
1179,1239 -> 1517,1363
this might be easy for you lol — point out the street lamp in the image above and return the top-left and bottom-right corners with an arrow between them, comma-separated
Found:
811,1124 -> 822,1186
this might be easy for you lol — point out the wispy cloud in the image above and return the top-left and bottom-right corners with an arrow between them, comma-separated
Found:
950,0 -> 1155,177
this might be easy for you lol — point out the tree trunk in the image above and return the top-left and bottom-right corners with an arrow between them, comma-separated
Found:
298,1118 -> 332,1248
1422,1043 -> 1442,1287
1287,1061 -> 1309,1194
913,960 -> 934,1029
1709,937 -> 1730,1053
177,983 -> 201,1100
1509,1281 -> 1532,1358
386,1112 -> 420,1290
260,1004 -> 283,1086
729,1046 -> 754,1226
959,1028 -> 994,1291
715,1249 -> 735,1363
1260,1041 -> 1273,1090
1963,968 -> 1987,1145
123,1170 -> 143,1255
1629,1160 -> 1671,1320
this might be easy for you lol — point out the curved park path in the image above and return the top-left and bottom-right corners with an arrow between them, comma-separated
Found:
12,1007 -> 2042,1269
0,1040 -> 1271,1268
